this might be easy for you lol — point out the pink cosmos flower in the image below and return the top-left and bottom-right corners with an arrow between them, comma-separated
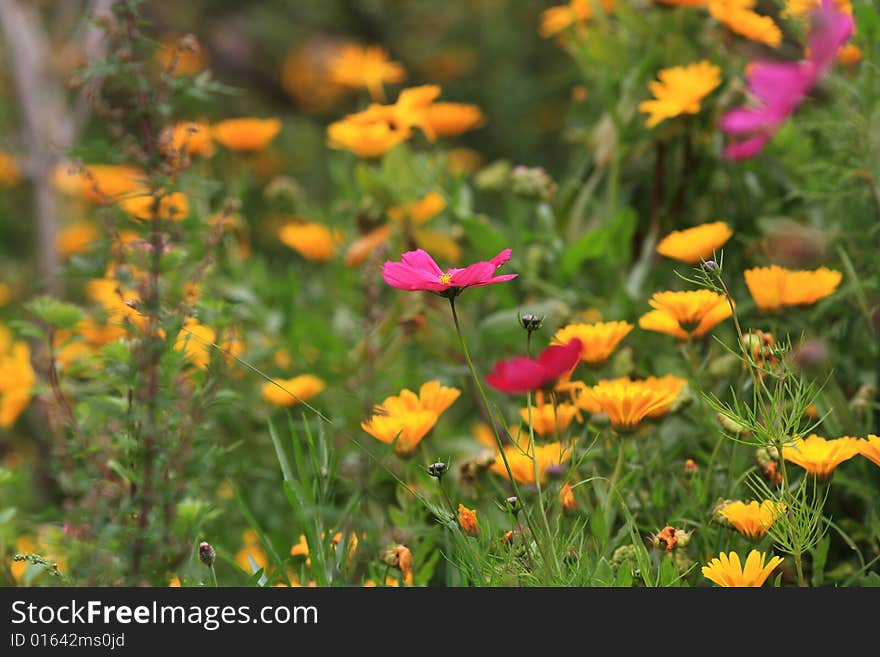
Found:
381,248 -> 517,296
486,339 -> 583,394
720,0 -> 854,160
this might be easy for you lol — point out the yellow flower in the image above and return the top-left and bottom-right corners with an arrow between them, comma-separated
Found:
56,163 -> 145,204
709,0 -> 782,48
585,378 -> 682,430
656,221 -> 732,264
212,118 -> 282,152
174,317 -> 215,369
519,391 -> 579,437
0,150 -> 21,187
782,0 -> 851,18
290,531 -> 358,567
0,282 -> 12,306
782,434 -> 860,478
120,191 -> 190,222
154,33 -> 207,76
280,38 -> 349,113
422,103 -> 485,137
235,529 -> 269,574
278,221 -> 342,261
837,44 -> 862,66
702,550 -> 784,587
361,381 -> 460,457
261,374 -> 326,406
640,375 -> 688,417
552,320 -> 633,364
387,192 -> 447,226
744,265 -> 842,311
719,500 -> 784,538
328,44 -> 406,102
638,60 -> 721,128
538,0 -> 615,39
858,435 -> 880,468
457,504 -> 479,536
164,121 -> 215,159
168,575 -> 181,587
56,221 -> 100,256
0,325 -> 36,428
344,225 -> 394,266
490,441 -> 572,485
638,290 -> 732,339
326,119 -> 409,158
351,85 -> 442,138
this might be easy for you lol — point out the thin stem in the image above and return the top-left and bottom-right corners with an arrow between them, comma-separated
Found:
210,564 -> 218,587
527,390 -> 561,577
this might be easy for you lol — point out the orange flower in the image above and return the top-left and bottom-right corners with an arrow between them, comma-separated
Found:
490,441 -> 572,485
278,221 -> 342,261
782,434 -> 860,478
326,119 -> 409,158
559,482 -> 577,513
709,0 -> 782,48
164,121 -> 215,158
656,221 -> 732,264
638,61 -> 721,128
261,375 -> 326,407
719,500 -> 784,538
0,150 -> 21,187
0,325 -> 36,428
538,0 -> 616,39
344,225 -> 394,267
234,529 -> 268,574
120,191 -> 190,222
422,102 -> 485,137
57,163 -> 145,203
744,265 -> 842,311
280,37 -> 349,113
457,504 -> 479,536
837,44 -> 862,66
519,391 -> 580,437
702,550 -> 783,587
782,0 -> 851,18
56,222 -> 99,256
212,118 -> 282,152
638,290 -> 732,339
552,320 -> 633,364
155,34 -> 207,76
858,435 -> 880,468
585,378 -> 682,430
174,317 -> 215,369
387,192 -> 447,226
328,45 -> 406,102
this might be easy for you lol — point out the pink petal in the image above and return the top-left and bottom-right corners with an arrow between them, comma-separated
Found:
449,261 -> 497,288
808,1 -> 854,76
536,339 -> 582,380
489,248 -> 512,268
381,261 -> 446,291
468,273 -> 518,288
399,249 -> 443,276
486,357 -> 548,394
723,134 -> 771,161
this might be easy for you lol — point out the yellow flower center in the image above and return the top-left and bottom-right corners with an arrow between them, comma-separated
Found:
439,272 -> 453,285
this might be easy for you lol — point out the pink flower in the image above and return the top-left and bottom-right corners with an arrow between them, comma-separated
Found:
381,248 -> 517,296
486,339 -> 583,394
720,0 -> 853,160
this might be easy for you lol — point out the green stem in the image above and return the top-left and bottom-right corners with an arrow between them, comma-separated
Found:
210,564 -> 218,587
448,297 -> 546,566
527,390 -> 561,578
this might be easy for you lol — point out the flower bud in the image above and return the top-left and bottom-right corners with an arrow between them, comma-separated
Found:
457,504 -> 479,536
510,165 -> 557,203
198,541 -> 216,567
504,496 -> 521,513
427,462 -> 447,479
519,312 -> 544,333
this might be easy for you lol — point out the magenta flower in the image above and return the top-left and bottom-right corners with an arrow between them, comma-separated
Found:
382,248 -> 517,297
720,0 -> 853,161
485,339 -> 582,394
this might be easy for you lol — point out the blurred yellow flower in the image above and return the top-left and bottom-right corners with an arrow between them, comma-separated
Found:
55,163 -> 145,204
519,391 -> 579,437
281,37 -> 349,113
782,0 -> 851,18
328,44 -> 406,101
344,225 -> 394,266
261,374 -> 326,407
120,191 -> 190,222
174,317 -> 215,369
744,265 -> 842,311
165,121 -> 215,158
638,61 -> 721,128
155,33 -> 207,76
538,0 -> 615,39
422,102 -> 485,137
638,290 -> 732,339
552,320 -> 633,364
76,316 -> 127,346
656,221 -> 732,264
387,192 -> 447,226
702,550 -> 783,587
0,151 -> 21,187
56,221 -> 100,256
290,531 -> 358,567
0,325 -> 36,428
445,148 -> 484,175
719,500 -> 784,538
212,118 -> 282,152
709,0 -> 782,48
235,529 -> 268,574
326,119 -> 409,158
837,44 -> 862,66
559,482 -> 577,513
0,282 -> 13,306
782,434 -> 860,478
491,441 -> 572,485
278,221 -> 342,261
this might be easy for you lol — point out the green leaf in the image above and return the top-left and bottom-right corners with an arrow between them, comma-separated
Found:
589,510 -> 608,548
24,296 -> 84,329
811,535 -> 830,587
592,557 -> 615,587
561,206 -> 637,276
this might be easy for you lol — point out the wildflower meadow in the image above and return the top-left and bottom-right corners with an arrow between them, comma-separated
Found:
2,0 -> 880,593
